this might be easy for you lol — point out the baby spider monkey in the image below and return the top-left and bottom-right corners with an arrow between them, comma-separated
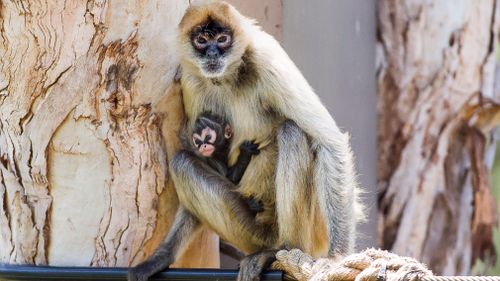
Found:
191,113 -> 263,214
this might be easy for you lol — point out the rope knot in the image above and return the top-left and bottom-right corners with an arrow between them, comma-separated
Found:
272,248 -> 433,281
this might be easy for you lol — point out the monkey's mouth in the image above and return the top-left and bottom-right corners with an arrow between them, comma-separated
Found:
202,60 -> 224,76
200,144 -> 215,157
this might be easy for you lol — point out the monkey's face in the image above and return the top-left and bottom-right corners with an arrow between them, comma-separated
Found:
192,117 -> 233,157
193,127 -> 217,157
189,20 -> 233,77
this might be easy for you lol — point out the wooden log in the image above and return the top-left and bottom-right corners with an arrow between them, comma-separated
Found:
0,0 -> 218,268
377,0 -> 500,275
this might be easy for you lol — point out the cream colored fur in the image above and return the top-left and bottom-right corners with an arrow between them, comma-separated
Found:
177,0 -> 363,258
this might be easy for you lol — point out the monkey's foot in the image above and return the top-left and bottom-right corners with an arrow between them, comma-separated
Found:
237,250 -> 278,281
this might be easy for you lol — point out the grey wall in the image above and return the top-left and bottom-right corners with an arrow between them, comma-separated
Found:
282,0 -> 377,249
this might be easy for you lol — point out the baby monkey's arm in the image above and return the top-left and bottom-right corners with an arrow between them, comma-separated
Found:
226,141 -> 260,184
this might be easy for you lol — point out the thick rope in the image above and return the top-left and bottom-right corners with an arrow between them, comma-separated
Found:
423,278 -> 500,281
271,248 -> 500,281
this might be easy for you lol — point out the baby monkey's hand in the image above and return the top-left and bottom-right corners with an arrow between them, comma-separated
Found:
240,140 -> 260,156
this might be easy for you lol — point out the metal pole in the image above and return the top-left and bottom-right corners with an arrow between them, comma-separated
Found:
0,264 -> 283,281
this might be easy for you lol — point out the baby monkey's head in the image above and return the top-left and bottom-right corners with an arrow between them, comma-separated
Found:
192,114 -> 232,157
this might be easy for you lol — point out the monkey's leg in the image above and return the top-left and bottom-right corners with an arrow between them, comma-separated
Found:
314,132 -> 357,256
170,150 -> 272,253
277,120 -> 356,257
128,208 -> 201,281
315,147 -> 357,256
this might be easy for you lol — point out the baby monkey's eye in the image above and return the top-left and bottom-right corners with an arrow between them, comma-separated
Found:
197,37 -> 207,44
193,134 -> 203,147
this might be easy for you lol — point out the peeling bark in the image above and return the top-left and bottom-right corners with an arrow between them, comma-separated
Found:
377,0 -> 500,275
0,0 -> 219,268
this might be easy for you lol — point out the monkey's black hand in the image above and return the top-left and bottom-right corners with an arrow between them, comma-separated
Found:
240,140 -> 260,156
128,263 -> 155,281
246,196 -> 264,215
237,250 -> 278,281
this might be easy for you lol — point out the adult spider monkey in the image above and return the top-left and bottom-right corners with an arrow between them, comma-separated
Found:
129,1 -> 363,281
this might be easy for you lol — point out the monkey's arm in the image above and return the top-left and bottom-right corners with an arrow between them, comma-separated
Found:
226,140 -> 260,184
128,208 -> 201,281
220,240 -> 245,260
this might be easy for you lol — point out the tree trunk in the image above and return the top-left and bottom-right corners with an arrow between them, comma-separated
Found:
0,0 -> 219,267
377,0 -> 500,275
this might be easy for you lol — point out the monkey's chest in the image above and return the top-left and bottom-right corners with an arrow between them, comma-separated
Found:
184,87 -> 279,222
187,88 -> 277,145
228,99 -> 279,219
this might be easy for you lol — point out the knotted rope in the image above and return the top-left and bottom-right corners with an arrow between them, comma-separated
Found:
271,248 -> 500,281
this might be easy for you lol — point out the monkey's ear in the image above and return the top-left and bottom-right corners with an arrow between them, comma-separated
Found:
224,125 -> 233,139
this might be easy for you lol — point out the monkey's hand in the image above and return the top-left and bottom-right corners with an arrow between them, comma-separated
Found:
238,250 -> 278,281
239,140 -> 260,156
246,196 -> 264,215
128,262 -> 158,281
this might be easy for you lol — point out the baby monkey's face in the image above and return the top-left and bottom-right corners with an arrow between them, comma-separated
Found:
192,118 -> 233,158
193,127 -> 217,157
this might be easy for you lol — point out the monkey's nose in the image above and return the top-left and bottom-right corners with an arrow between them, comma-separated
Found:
200,144 -> 215,157
206,45 -> 219,59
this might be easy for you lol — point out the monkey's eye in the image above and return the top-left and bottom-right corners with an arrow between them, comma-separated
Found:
194,36 -> 208,49
216,34 -> 231,47
208,130 -> 216,143
204,135 -> 211,143
193,135 -> 203,147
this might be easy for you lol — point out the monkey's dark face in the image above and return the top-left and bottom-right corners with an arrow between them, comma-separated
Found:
192,116 -> 232,157
190,19 -> 233,77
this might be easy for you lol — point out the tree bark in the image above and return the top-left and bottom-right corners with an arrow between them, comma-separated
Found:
0,0 -> 219,267
377,0 -> 500,275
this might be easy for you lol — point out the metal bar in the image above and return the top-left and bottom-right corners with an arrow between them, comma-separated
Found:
0,265 -> 283,281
